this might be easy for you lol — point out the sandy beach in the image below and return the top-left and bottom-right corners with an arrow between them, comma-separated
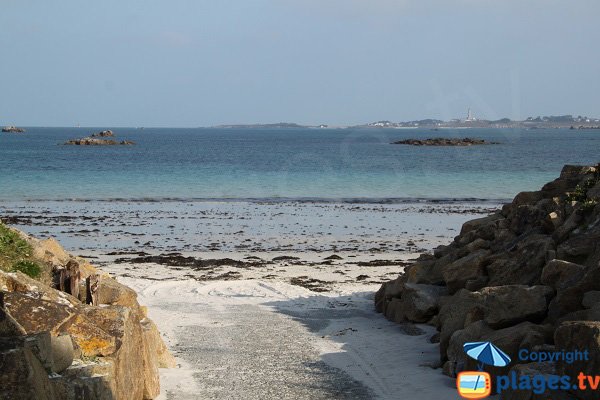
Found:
3,200 -> 497,399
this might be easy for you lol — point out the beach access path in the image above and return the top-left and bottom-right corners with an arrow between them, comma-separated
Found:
102,252 -> 463,400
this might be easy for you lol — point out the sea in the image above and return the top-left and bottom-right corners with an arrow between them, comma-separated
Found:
0,127 -> 598,202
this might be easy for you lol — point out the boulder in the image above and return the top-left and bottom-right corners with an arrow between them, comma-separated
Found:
375,273 -> 406,313
513,191 -> 545,207
481,285 -> 553,329
582,291 -> 600,309
58,314 -> 117,357
96,277 -> 140,310
559,165 -> 597,179
500,362 -> 576,400
557,227 -> 600,267
447,321 -> 551,370
446,320 -> 493,371
50,359 -> 117,400
406,258 -> 445,285
50,334 -> 74,373
384,297 -> 406,323
459,213 -> 504,236
541,259 -> 587,290
0,334 -> 57,400
0,271 -> 80,307
84,306 -> 146,400
554,321 -> 600,400
553,206 -> 583,243
486,234 -> 555,286
0,228 -> 172,399
586,182 -> 600,200
548,265 -> 600,321
437,289 -> 484,358
141,318 -> 176,368
399,283 -> 448,323
4,291 -> 75,335
441,249 -> 490,293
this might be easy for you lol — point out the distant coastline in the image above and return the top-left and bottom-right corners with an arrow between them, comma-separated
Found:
212,114 -> 600,130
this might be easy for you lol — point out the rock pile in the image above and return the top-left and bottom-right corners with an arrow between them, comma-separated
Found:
2,126 -> 25,133
64,130 -> 134,146
375,164 -> 600,398
91,130 -> 115,137
0,228 -> 174,399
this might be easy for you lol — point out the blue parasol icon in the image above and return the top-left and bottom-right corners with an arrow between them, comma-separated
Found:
463,342 -> 511,370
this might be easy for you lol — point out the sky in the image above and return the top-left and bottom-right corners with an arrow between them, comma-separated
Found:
0,0 -> 599,127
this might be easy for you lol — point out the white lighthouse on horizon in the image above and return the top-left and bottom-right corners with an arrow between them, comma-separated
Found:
465,107 -> 476,122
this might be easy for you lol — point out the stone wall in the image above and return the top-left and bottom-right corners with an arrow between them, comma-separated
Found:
375,164 -> 600,399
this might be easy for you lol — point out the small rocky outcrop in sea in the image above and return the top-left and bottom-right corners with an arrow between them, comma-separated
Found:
64,130 -> 134,146
2,126 -> 25,133
392,137 -> 497,146
90,130 -> 115,137
375,164 -> 600,398
0,225 -> 174,399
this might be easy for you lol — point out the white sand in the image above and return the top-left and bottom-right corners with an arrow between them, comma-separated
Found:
102,252 -> 463,400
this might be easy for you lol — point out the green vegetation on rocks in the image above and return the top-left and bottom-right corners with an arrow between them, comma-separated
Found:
0,222 -> 43,278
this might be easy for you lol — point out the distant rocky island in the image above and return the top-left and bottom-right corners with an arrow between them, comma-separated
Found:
64,130 -> 135,146
392,138 -> 498,146
2,126 -> 25,133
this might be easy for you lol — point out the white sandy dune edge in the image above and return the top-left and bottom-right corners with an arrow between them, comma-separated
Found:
115,272 -> 463,400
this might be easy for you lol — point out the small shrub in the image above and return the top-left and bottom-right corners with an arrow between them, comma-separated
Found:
567,175 -> 600,202
581,199 -> 599,213
0,223 -> 35,272
12,260 -> 42,278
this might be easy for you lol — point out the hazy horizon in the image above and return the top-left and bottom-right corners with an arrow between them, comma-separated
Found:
1,0 -> 599,127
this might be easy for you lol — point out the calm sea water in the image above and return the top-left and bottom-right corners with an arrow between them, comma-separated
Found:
0,127 -> 597,202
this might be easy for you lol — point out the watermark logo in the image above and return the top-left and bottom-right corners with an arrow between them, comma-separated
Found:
456,341 -> 511,399
457,371 -> 491,399
456,342 -> 596,398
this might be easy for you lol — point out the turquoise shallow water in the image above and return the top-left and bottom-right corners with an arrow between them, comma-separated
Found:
0,127 -> 597,202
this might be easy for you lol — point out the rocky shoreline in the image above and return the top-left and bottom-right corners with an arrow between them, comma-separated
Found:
392,137 -> 498,146
0,226 -> 174,399
375,164 -> 600,399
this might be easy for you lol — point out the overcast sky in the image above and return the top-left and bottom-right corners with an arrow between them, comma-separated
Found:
1,0 -> 598,127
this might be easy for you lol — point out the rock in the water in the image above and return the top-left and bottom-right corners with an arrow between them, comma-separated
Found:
64,130 -> 134,146
392,137 -> 497,146
90,130 -> 115,137
64,137 -> 135,146
2,126 -> 25,133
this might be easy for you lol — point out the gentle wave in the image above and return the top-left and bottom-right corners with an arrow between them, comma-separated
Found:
8,196 -> 510,204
